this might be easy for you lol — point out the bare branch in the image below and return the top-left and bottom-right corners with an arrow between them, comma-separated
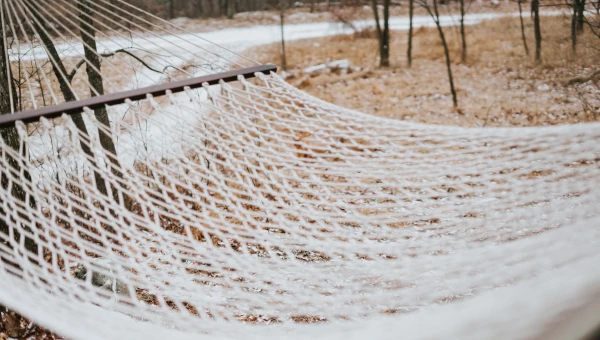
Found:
67,48 -> 164,83
565,70 -> 600,85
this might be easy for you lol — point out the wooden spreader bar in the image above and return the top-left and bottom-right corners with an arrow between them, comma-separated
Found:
0,64 -> 277,128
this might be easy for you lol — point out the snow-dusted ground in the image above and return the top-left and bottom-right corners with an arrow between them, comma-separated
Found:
19,11 -> 563,64
203,11 -> 562,53
25,11 -> 564,176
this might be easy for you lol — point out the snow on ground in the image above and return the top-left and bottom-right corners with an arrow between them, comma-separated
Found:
24,11 -> 563,180
17,11 -> 563,63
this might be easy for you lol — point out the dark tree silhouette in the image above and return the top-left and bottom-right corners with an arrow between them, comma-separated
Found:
419,0 -> 458,107
518,0 -> 529,55
371,0 -> 391,67
408,0 -> 414,67
532,0 -> 542,63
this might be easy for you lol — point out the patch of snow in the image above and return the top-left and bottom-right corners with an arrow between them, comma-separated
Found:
304,59 -> 350,75
13,11 -> 564,63
537,84 -> 550,92
170,17 -> 190,26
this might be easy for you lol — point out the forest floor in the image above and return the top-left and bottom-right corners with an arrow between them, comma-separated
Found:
245,14 -> 600,127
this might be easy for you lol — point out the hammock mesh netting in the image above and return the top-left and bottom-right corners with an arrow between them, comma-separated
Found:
0,0 -> 599,339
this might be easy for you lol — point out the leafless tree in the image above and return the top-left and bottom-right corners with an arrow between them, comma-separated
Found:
25,1 -> 115,199
0,5 -> 38,258
0,11 -> 40,337
77,0 -> 131,207
577,0 -> 586,33
418,0 -> 458,107
531,0 -> 542,63
169,0 -> 175,19
267,1 -> 290,71
518,0 -> 529,55
227,0 -> 236,19
371,0 -> 391,67
572,0 -> 580,53
408,0 -> 414,67
459,0 -> 474,62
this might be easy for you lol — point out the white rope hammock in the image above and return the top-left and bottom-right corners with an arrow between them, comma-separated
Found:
0,1 -> 599,339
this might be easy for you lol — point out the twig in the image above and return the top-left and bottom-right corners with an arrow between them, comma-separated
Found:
67,48 -> 164,82
565,70 -> 600,85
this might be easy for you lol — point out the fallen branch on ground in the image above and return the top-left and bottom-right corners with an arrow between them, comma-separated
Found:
565,70 -> 600,85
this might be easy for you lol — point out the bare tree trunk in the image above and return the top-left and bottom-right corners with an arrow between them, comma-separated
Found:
518,0 -> 529,55
460,0 -> 467,62
577,0 -> 586,33
572,0 -> 579,53
532,0 -> 542,63
408,0 -> 414,67
371,0 -> 391,67
421,0 -> 458,106
382,0 -> 390,67
279,2 -> 288,71
311,0 -> 316,12
169,0 -> 175,19
78,0 -> 130,208
25,2 -> 109,197
227,0 -> 235,19
193,0 -> 204,18
0,6 -> 38,258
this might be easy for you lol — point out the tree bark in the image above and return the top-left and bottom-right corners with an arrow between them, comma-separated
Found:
408,0 -> 414,67
169,0 -> 175,19
532,0 -> 542,63
460,0 -> 467,62
518,0 -> 529,55
279,3 -> 288,71
227,0 -> 235,19
25,1 -> 109,197
193,0 -> 204,18
572,0 -> 579,53
422,0 -> 458,106
577,0 -> 586,33
0,7 -> 38,257
78,0 -> 129,207
371,0 -> 391,67
436,5 -> 457,106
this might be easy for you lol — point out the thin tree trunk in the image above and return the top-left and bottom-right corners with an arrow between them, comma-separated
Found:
532,0 -> 542,63
518,0 -> 529,55
577,0 -> 586,33
227,0 -> 235,19
572,0 -> 579,53
371,0 -> 390,67
371,0 -> 382,41
460,0 -> 467,62
382,0 -> 390,67
169,0 -> 175,19
408,0 -> 414,67
426,0 -> 458,107
25,2 -> 109,196
78,0 -> 130,207
279,4 -> 287,71
0,7 -> 38,257
194,0 -> 204,18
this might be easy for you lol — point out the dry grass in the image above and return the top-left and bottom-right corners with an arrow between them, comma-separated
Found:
246,15 -> 600,127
